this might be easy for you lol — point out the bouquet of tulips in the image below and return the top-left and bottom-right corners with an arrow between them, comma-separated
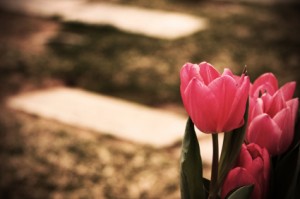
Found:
179,62 -> 299,199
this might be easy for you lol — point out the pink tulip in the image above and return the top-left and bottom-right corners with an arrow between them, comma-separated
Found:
247,73 -> 299,155
180,62 -> 250,133
221,143 -> 270,199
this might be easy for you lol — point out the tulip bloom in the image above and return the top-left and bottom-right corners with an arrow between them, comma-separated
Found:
221,143 -> 270,199
180,62 -> 250,133
247,73 -> 299,155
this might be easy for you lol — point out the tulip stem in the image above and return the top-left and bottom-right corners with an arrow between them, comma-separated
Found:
209,133 -> 219,199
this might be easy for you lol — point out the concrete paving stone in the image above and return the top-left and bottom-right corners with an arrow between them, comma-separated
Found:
0,0 -> 207,39
7,87 -> 211,148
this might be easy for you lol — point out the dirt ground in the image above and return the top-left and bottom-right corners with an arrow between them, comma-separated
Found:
0,107 -> 184,199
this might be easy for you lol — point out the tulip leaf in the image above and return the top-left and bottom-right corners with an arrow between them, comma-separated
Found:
203,178 -> 211,198
225,184 -> 254,199
271,142 -> 300,199
218,99 -> 249,189
180,118 -> 205,199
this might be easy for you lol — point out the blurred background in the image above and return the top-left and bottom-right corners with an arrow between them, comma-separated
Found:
0,0 -> 300,198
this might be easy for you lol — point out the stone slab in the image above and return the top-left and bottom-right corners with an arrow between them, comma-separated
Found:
7,87 -> 191,147
0,0 -> 207,40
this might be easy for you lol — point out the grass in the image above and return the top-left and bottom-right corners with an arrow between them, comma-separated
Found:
0,1 -> 300,198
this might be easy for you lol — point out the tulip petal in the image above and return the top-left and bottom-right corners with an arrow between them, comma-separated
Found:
261,93 -> 273,114
280,81 -> 296,101
180,63 -> 201,108
180,63 -> 201,92
184,78 -> 218,133
246,143 -> 263,159
249,98 -> 264,123
223,68 -> 245,83
208,75 -> 239,132
247,114 -> 282,155
247,144 -> 270,199
198,62 -> 220,85
249,144 -> 270,199
223,75 -> 250,132
221,167 -> 261,199
261,147 -> 270,197
250,73 -> 278,97
273,107 -> 294,153
239,144 -> 264,192
266,89 -> 286,118
249,158 -> 264,183
222,68 -> 234,77
237,144 -> 253,169
287,98 -> 299,123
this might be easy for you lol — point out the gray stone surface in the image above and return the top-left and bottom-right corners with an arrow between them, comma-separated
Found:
0,0 -> 207,40
7,87 -> 188,147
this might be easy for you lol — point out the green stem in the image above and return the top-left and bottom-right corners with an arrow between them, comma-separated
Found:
209,133 -> 219,199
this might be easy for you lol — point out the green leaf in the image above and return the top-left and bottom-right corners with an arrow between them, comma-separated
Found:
203,178 -> 211,198
218,99 -> 249,190
271,143 -> 300,199
180,118 -> 205,199
225,185 -> 254,199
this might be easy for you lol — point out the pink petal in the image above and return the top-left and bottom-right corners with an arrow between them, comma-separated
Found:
287,98 -> 299,123
222,68 -> 234,77
244,144 -> 264,184
261,93 -> 273,114
247,114 -> 282,156
223,75 -> 250,132
266,89 -> 286,118
221,167 -> 261,199
237,144 -> 253,169
208,75 -> 237,132
249,158 -> 264,184
198,62 -> 220,86
246,143 -> 261,159
180,63 -> 200,92
235,74 -> 247,86
247,144 -> 270,199
280,81 -> 296,101
249,98 -> 264,122
184,78 -> 218,133
236,144 -> 270,199
273,107 -> 294,154
248,98 -> 257,123
248,145 -> 270,199
261,147 -> 270,196
250,73 -> 278,98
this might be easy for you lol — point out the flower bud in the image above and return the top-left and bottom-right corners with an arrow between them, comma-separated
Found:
221,143 -> 270,199
180,62 -> 250,133
247,73 -> 299,155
